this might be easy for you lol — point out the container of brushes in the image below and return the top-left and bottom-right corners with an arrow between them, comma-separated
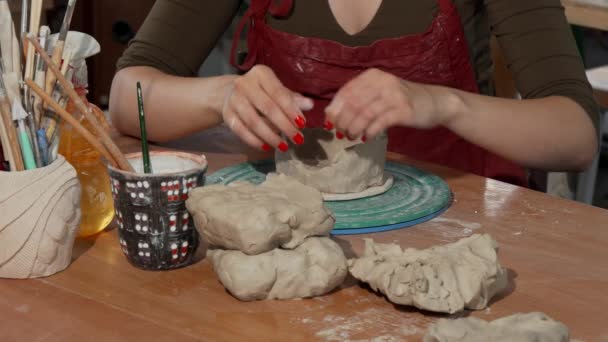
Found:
0,155 -> 81,279
58,91 -> 114,237
106,151 -> 207,271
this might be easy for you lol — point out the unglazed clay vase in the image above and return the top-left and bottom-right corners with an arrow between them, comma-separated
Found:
0,156 -> 82,279
107,151 -> 207,271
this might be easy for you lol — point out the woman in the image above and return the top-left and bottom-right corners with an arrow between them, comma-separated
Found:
110,0 -> 599,187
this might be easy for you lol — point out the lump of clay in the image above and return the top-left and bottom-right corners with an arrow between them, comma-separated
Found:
207,237 -> 348,301
424,312 -> 570,342
275,128 -> 387,194
186,174 -> 335,255
348,234 -> 508,314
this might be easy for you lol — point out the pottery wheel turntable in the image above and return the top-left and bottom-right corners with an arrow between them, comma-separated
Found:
205,160 -> 452,235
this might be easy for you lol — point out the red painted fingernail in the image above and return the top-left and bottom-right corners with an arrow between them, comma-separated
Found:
336,131 -> 344,140
324,121 -> 334,130
262,143 -> 272,152
293,133 -> 304,145
294,116 -> 306,129
362,135 -> 367,142
278,141 -> 289,152
347,134 -> 356,141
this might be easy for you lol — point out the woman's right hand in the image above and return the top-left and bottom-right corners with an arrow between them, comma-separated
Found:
222,65 -> 313,152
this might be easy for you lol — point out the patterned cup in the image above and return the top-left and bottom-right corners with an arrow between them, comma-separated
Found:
106,151 -> 207,270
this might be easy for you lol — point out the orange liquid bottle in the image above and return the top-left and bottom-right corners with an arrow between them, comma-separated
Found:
58,90 -> 114,237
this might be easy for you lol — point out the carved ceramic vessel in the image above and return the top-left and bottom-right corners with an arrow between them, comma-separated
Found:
0,156 -> 82,279
107,151 -> 207,271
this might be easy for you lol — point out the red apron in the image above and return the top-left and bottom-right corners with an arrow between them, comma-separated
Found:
230,0 -> 528,186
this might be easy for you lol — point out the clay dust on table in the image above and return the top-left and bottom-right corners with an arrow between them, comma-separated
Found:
292,307 -> 448,341
424,217 -> 482,241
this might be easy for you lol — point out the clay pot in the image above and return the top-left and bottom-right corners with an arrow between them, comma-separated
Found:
275,128 -> 390,198
0,156 -> 82,279
107,151 -> 207,271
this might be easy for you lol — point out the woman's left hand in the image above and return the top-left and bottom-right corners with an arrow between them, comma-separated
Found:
325,68 -> 453,139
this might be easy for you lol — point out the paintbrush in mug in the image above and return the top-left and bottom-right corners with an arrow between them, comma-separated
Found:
43,89 -> 68,145
20,0 -> 29,64
42,46 -> 74,144
136,82 -> 152,173
48,46 -> 74,103
45,0 -> 76,96
33,25 -> 50,127
0,0 -> 20,75
23,0 -> 43,117
27,34 -> 133,171
11,100 -> 36,170
25,78 -> 118,168
0,97 -> 16,171
36,127 -> 48,166
25,0 -> 43,76
42,65 -> 72,145
0,100 -> 12,168
22,92 -> 42,168
0,56 -> 23,171
0,46 -> 14,165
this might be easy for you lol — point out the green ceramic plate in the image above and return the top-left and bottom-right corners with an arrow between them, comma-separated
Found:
205,160 -> 452,232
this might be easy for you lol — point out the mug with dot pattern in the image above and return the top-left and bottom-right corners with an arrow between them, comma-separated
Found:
107,151 -> 207,270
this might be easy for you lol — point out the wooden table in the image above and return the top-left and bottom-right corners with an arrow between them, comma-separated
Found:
563,0 -> 608,31
2,137 -> 608,341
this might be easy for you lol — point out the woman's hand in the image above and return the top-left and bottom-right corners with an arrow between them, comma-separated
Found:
325,68 -> 453,140
222,65 -> 313,151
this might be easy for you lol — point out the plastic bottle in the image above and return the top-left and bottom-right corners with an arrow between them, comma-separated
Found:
58,89 -> 114,237
49,31 -> 111,237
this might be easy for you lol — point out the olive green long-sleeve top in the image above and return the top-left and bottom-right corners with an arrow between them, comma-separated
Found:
117,0 -> 599,132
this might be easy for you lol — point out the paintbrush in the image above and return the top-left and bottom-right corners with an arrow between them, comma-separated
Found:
41,46 -> 74,152
26,78 -> 118,168
0,0 -> 20,75
22,88 -> 42,168
25,0 -> 42,113
15,0 -> 44,168
36,127 -> 47,165
40,68 -> 72,145
60,50 -> 73,77
44,31 -> 101,145
41,45 -> 73,155
0,94 -> 15,170
27,34 -> 133,171
0,55 -> 24,171
47,128 -> 59,163
33,25 -> 50,127
43,74 -> 72,146
136,82 -> 152,173
45,0 -> 76,96
0,113 -> 12,168
12,100 -> 36,169
20,0 -> 29,65
24,0 -> 42,80
0,43 -> 14,169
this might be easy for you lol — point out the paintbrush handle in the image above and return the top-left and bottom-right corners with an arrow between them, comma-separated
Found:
27,112 -> 42,167
25,0 -> 43,86
34,65 -> 45,126
0,103 -> 16,170
25,78 -> 119,168
27,36 -> 134,172
20,0 -> 29,58
44,40 -> 64,96
0,97 -> 24,171
17,121 -> 36,169
136,82 -> 151,173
